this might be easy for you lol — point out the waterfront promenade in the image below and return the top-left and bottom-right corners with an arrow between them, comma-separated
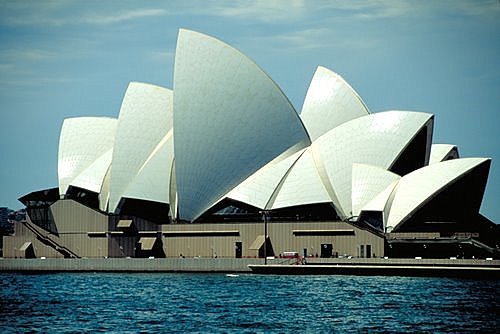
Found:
1,257 -> 499,278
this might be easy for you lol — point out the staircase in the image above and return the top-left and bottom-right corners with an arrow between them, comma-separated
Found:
22,220 -> 80,258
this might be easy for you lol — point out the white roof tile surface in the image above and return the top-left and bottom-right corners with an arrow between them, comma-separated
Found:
300,66 -> 369,140
54,29 -> 492,229
226,149 -> 305,210
386,158 -> 490,230
122,130 -> 174,204
173,29 -> 310,221
312,111 -> 433,219
58,117 -> 117,196
429,144 -> 459,164
108,82 -> 173,212
271,148 -> 331,209
351,164 -> 400,217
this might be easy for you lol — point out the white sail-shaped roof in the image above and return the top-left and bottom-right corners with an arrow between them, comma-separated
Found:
99,165 -> 112,211
300,66 -> 369,141
386,158 -> 490,231
360,180 -> 399,214
58,117 -> 117,196
108,82 -> 173,212
271,148 -> 331,209
122,130 -> 174,204
70,149 -> 114,194
429,144 -> 459,164
312,111 -> 433,219
173,29 -> 311,221
226,148 -> 305,210
351,164 -> 400,217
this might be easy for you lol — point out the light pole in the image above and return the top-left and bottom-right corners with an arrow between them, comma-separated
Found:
261,210 -> 269,265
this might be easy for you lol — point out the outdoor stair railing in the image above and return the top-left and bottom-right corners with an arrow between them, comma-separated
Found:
22,220 -> 80,258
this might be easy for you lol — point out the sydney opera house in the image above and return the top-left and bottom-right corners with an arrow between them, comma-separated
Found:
4,29 -> 498,260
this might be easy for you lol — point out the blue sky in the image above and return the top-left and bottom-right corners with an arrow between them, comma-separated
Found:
0,1 -> 499,222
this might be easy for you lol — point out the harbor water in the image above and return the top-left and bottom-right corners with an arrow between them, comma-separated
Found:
1,273 -> 498,332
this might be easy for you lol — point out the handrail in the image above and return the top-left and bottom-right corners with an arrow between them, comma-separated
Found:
22,220 -> 80,258
276,257 -> 303,265
468,238 -> 499,255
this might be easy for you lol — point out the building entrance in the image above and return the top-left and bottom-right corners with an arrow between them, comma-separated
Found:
321,243 -> 333,258
235,241 -> 242,258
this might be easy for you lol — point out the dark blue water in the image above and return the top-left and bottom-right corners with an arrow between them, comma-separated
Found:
0,273 -> 498,333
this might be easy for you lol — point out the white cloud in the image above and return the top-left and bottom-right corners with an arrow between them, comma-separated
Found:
248,27 -> 381,53
188,0 -> 414,23
1,5 -> 168,27
82,8 -> 167,25
0,63 -> 14,71
0,48 -> 56,61
205,0 -> 308,23
348,1 -> 413,20
346,0 -> 500,21
0,67 -> 74,90
149,50 -> 175,64
259,28 -> 334,50
3,1 -> 497,29
191,0 -> 500,24
451,0 -> 500,18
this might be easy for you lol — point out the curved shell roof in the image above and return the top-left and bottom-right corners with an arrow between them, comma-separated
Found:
173,29 -> 310,221
225,145 -> 333,211
360,180 -> 399,216
52,29 -> 492,229
300,66 -> 369,141
58,117 -> 117,196
70,149 -> 114,194
108,82 -> 173,212
226,148 -> 305,210
271,148 -> 331,210
386,158 -> 490,231
429,144 -> 459,164
351,164 -> 400,217
311,110 -> 433,219
122,129 -> 174,204
99,165 -> 112,211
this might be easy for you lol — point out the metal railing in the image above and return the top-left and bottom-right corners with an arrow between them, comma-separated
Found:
22,220 -> 80,258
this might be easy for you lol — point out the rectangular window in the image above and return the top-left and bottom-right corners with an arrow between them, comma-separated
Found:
293,229 -> 354,236
163,231 -> 239,237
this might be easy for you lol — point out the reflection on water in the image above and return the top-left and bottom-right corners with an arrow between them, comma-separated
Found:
1,273 -> 498,332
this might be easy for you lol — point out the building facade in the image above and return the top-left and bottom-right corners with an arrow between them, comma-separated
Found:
3,29 -> 498,260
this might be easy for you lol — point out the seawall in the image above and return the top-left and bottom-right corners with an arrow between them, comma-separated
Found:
0,258 -> 264,272
250,258 -> 500,278
1,257 -> 499,278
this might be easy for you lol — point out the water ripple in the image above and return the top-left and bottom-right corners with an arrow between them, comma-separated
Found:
0,273 -> 498,333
